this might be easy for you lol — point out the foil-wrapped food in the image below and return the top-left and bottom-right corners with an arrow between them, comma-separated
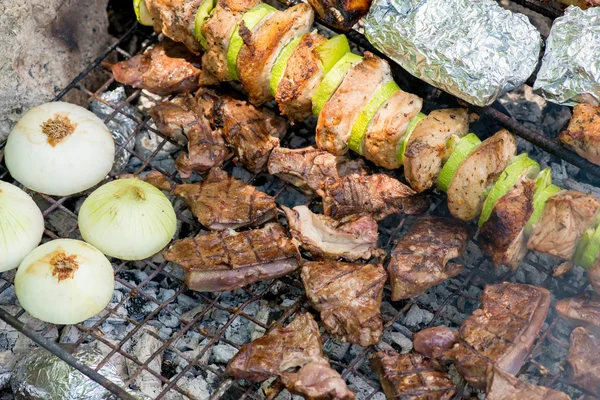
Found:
364,0 -> 542,106
534,6 -> 600,106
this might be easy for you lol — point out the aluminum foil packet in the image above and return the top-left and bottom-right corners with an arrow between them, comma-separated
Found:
533,6 -> 600,106
364,0 -> 542,106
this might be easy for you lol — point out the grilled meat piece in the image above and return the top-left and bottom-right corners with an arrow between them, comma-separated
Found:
371,350 -> 455,400
404,109 -> 471,193
556,0 -> 600,8
447,129 -> 517,221
149,94 -> 230,177
479,178 -> 535,270
567,327 -> 600,396
163,223 -> 299,292
111,39 -> 204,95
316,52 -> 392,156
590,260 -> 600,294
556,292 -> 600,334
238,3 -> 314,105
486,366 -> 571,400
413,326 -> 458,360
443,282 -> 550,389
145,0 -> 203,53
227,313 -> 355,399
307,0 -> 371,31
560,104 -> 600,166
388,217 -> 472,301
199,89 -> 286,173
301,261 -> 386,346
322,173 -> 427,221
267,147 -> 367,197
282,206 -> 380,261
527,190 -> 600,260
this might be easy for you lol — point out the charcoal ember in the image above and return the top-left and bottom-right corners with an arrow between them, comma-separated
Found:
566,327 -> 600,396
125,326 -> 163,398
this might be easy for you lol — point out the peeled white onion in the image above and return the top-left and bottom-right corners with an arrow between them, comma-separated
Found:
5,101 -> 115,196
0,181 -> 45,272
78,178 -> 177,260
14,239 -> 114,325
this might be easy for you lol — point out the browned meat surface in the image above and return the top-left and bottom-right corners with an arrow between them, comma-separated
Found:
371,350 -> 455,400
199,89 -> 286,173
149,94 -> 230,177
282,206 -> 381,261
560,104 -> 600,165
556,0 -> 599,8
556,292 -> 600,334
404,109 -> 471,193
442,282 -> 550,389
388,217 -> 472,301
267,147 -> 367,197
238,3 -> 314,105
275,31 -> 327,121
486,366 -> 571,400
479,178 -> 535,270
316,53 -> 392,156
145,0 -> 203,53
322,173 -> 427,221
307,0 -> 371,31
590,260 -> 600,294
163,223 -> 299,292
111,39 -> 204,95
413,327 -> 458,359
567,327 -> 600,396
527,190 -> 600,260
301,261 -> 386,346
227,313 -> 355,399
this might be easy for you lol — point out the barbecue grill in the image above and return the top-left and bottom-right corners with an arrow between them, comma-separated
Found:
0,1 -> 594,399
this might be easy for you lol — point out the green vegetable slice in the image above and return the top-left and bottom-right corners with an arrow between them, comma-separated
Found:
194,0 -> 217,49
437,133 -> 481,193
574,216 -> 600,270
312,53 -> 362,116
270,35 -> 303,96
347,81 -> 400,155
226,4 -> 276,81
134,0 -> 154,26
314,34 -> 351,74
478,154 -> 540,227
524,169 -> 561,237
573,228 -> 593,269
397,112 -> 427,164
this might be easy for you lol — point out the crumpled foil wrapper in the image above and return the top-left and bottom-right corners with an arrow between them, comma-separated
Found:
533,6 -> 600,106
90,87 -> 137,173
364,0 -> 542,106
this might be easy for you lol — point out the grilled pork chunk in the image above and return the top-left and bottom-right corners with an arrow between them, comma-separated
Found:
267,147 -> 367,197
198,89 -> 286,173
486,366 -> 571,400
527,190 -> 600,260
388,217 -> 472,301
227,313 -> 355,400
283,206 -> 380,261
447,129 -> 517,221
145,0 -> 203,53
307,0 -> 371,31
560,104 -> 600,166
556,292 -> 600,334
404,109 -> 471,193
413,326 -> 458,360
322,173 -> 428,221
238,3 -> 314,105
149,94 -> 230,177
567,327 -> 600,397
479,178 -> 535,270
163,223 -> 299,292
316,52 -> 392,156
371,350 -> 455,400
590,260 -> 600,294
111,39 -> 205,95
301,261 -> 386,346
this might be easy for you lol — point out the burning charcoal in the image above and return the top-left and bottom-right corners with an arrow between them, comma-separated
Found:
486,366 -> 570,400
555,292 -> 600,334
566,327 -> 600,397
125,327 -> 163,397
301,261 -> 387,346
413,326 -> 458,360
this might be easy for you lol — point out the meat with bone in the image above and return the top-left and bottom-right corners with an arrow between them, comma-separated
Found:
301,261 -> 386,346
267,146 -> 367,197
163,223 -> 299,292
590,260 -> 600,294
282,206 -> 381,261
479,178 -> 535,270
413,326 -> 458,360
388,216 -> 472,301
555,292 -> 600,334
447,129 -> 517,221
560,103 -> 600,166
145,0 -> 203,53
227,312 -> 355,399
198,89 -> 286,172
322,173 -> 428,221
144,168 -> 276,230
307,0 -> 371,31
404,109 -> 471,193
486,366 -> 571,400
149,94 -> 230,177
527,190 -> 600,260
370,350 -> 455,400
566,327 -> 600,397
